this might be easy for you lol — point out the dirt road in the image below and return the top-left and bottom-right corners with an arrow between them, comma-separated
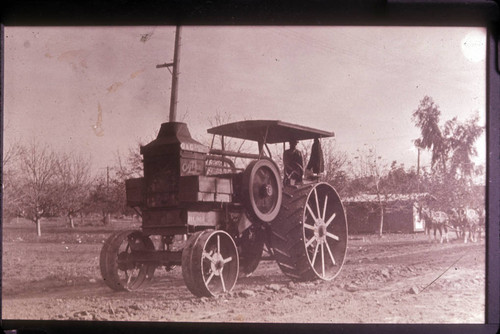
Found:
2,219 -> 485,323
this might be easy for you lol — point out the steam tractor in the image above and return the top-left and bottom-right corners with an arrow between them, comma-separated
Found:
100,120 -> 348,297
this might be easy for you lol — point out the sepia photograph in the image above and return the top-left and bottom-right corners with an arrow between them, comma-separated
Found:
2,24 -> 490,325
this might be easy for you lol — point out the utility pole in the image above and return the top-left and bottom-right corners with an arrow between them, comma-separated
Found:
156,25 -> 181,122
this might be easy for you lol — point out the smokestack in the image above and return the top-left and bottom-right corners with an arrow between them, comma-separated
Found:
169,25 -> 181,122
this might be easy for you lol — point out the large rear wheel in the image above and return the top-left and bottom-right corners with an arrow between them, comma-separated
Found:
270,183 -> 347,281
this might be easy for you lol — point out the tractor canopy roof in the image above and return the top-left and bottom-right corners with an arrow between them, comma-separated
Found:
207,120 -> 334,144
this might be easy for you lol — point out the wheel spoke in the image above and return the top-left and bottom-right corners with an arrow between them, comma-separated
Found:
311,242 -> 320,266
325,241 -> 336,266
222,256 -> 233,264
321,243 -> 325,278
313,188 -> 321,220
205,271 -> 215,285
220,268 -> 227,292
217,235 -> 221,254
326,231 -> 339,241
126,271 -> 133,286
303,222 -> 315,231
305,235 -> 317,248
203,251 -> 216,263
325,212 -> 336,227
322,195 -> 328,220
306,203 -> 318,221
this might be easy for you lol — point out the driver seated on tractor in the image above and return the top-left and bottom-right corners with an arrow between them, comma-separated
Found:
283,139 -> 304,186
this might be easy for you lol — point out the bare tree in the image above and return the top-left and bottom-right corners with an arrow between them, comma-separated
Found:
55,153 -> 93,228
349,146 -> 389,237
320,138 -> 349,194
267,137 -> 349,190
114,133 -> 159,181
205,111 -> 251,173
3,141 -> 23,167
16,141 -> 59,236
2,142 -> 25,223
87,172 -> 131,223
115,147 -> 144,180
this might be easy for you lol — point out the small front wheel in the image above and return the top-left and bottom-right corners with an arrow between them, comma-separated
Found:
182,230 -> 239,297
100,230 -> 156,291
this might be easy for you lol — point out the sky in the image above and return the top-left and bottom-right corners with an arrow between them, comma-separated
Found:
3,26 -> 486,176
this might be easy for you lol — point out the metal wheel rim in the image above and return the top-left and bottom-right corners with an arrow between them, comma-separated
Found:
103,231 -> 155,291
245,159 -> 283,222
200,230 -> 239,296
302,183 -> 347,280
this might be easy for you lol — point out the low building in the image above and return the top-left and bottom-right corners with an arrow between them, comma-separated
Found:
343,193 -> 428,234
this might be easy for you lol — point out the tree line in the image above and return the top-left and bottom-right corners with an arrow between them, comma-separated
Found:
2,140 -> 132,236
2,96 -> 485,237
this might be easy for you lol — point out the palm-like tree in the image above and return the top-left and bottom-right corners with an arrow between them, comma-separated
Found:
444,114 -> 483,179
412,96 -> 448,173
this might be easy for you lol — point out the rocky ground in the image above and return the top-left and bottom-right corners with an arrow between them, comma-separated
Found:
2,218 -> 486,326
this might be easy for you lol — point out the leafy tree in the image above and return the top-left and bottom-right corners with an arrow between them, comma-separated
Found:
380,161 -> 418,195
412,96 -> 448,173
444,113 -> 484,180
412,96 -> 484,210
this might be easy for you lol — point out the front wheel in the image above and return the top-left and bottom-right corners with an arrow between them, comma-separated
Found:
99,230 -> 156,291
182,230 -> 239,297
